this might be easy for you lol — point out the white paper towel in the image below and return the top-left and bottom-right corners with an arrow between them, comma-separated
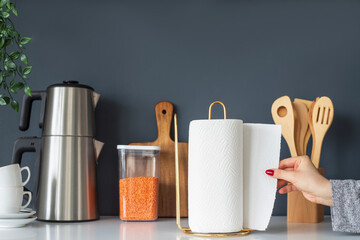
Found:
243,124 -> 282,230
188,119 -> 243,233
188,120 -> 281,233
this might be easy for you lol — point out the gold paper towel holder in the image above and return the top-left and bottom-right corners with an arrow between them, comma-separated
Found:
174,101 -> 252,237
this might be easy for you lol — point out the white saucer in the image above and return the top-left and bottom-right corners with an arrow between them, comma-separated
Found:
0,217 -> 37,228
0,209 -> 36,219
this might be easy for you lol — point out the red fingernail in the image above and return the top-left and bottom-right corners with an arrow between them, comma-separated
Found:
265,169 -> 274,176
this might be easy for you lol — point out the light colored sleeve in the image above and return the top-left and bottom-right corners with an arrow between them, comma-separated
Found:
330,180 -> 360,233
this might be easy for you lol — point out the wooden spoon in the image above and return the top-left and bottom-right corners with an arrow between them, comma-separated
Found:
271,96 -> 298,157
309,97 -> 334,168
294,98 -> 314,155
293,101 -> 309,156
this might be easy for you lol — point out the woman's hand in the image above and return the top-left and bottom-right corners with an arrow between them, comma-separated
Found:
265,155 -> 333,207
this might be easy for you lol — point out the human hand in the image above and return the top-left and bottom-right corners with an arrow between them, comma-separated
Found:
265,155 -> 333,207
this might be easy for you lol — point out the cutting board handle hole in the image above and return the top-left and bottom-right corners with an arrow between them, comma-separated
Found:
162,110 -> 167,114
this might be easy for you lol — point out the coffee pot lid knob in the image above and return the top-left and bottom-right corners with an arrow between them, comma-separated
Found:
63,80 -> 79,85
49,81 -> 94,91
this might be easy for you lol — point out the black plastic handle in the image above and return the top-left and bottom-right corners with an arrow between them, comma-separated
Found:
12,137 -> 42,202
12,137 -> 42,165
19,91 -> 47,131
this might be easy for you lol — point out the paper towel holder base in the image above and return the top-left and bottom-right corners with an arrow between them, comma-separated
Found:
181,229 -> 252,237
174,103 -> 253,237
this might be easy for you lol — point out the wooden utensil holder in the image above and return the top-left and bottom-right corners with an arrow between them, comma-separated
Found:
287,168 -> 324,223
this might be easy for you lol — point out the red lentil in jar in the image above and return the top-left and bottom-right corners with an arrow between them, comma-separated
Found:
117,144 -> 160,222
119,176 -> 159,221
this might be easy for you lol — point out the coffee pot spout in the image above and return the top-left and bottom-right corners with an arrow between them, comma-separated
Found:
94,139 -> 104,163
93,92 -> 101,108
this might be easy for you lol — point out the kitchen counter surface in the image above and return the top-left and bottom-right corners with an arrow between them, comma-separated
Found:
0,216 -> 358,240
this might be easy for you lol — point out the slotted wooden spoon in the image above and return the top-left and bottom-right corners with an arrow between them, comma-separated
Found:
272,96 -> 298,157
309,97 -> 334,168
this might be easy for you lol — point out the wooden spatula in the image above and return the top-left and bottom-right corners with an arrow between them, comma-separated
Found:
294,98 -> 314,155
130,101 -> 188,217
271,96 -> 298,157
293,104 -> 301,155
309,97 -> 334,168
293,100 -> 309,156
308,100 -> 317,156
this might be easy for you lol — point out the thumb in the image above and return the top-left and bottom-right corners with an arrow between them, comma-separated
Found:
265,169 -> 296,183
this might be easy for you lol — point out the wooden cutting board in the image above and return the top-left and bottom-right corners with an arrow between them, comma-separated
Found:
130,101 -> 188,217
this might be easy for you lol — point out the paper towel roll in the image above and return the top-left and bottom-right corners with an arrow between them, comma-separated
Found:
188,119 -> 243,233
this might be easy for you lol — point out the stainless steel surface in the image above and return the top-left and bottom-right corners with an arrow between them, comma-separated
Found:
13,82 -> 104,222
0,216 -> 358,240
43,86 -> 100,136
37,136 -> 102,221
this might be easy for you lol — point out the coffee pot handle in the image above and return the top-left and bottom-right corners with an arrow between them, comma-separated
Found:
12,137 -> 42,165
11,137 -> 42,199
19,91 -> 47,131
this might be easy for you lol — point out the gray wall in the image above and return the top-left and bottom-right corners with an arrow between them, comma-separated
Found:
1,0 -> 360,216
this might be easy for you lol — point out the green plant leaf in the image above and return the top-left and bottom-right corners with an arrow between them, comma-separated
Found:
9,51 -> 19,60
0,1 -> 33,112
20,37 -> 31,45
11,99 -> 19,112
0,97 -> 6,105
12,8 -> 17,16
6,61 -> 15,69
8,28 -> 18,37
4,39 -> 11,47
20,54 -> 28,65
11,3 -> 17,16
3,96 -> 9,104
0,0 -> 6,8
12,7 -> 17,16
3,70 -> 12,77
23,66 -> 32,75
1,12 -> 9,18
11,82 -> 24,91
24,85 -> 31,96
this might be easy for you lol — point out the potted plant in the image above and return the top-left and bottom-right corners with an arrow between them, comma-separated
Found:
0,0 -> 31,112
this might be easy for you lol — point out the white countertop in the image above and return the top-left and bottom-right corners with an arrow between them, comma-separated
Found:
0,216 -> 358,240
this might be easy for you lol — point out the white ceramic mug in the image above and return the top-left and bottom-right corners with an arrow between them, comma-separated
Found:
0,164 -> 31,187
0,187 -> 32,213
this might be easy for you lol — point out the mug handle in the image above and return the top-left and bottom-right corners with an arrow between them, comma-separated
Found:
21,191 -> 32,209
20,166 -> 31,186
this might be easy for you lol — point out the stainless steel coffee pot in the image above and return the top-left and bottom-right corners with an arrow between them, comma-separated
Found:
12,81 -> 104,222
